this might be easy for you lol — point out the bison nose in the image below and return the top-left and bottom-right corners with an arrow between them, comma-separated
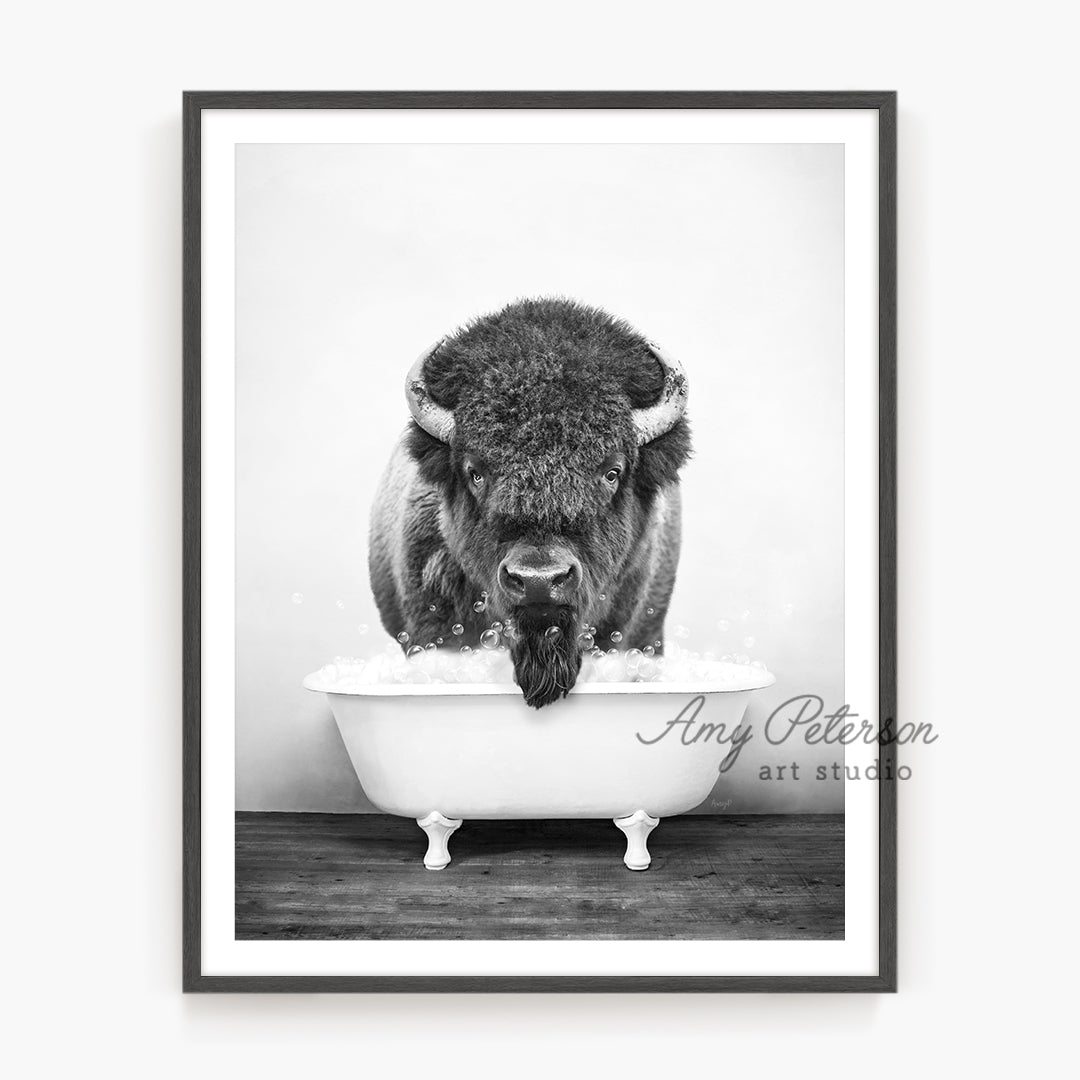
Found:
499,551 -> 580,606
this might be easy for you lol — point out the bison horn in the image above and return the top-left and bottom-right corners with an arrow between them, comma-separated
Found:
405,339 -> 456,444
633,342 -> 689,444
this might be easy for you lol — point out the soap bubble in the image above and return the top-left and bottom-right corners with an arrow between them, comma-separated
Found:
428,604 -> 437,613
741,610 -> 752,621
357,624 -> 369,635
480,629 -> 500,650
743,636 -> 756,648
436,637 -> 444,645
598,593 -> 607,601
452,623 -> 464,636
716,619 -> 730,632
291,593 -> 304,605
460,645 -> 473,654
610,630 -> 623,644
336,599 -> 345,610
425,642 -> 437,652
646,607 -> 655,616
473,600 -> 486,613
396,631 -> 410,644
578,632 -> 595,650
491,621 -> 504,632
643,645 -> 655,657
625,648 -> 643,670
674,625 -> 689,639
406,645 -> 423,660
545,626 -> 562,641
783,603 -> 795,616
598,656 -> 623,681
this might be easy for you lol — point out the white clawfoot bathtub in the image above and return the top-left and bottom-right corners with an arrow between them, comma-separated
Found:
303,667 -> 773,870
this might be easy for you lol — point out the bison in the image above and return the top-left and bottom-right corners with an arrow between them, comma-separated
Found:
369,298 -> 691,707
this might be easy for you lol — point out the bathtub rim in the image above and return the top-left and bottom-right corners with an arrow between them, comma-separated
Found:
302,669 -> 776,697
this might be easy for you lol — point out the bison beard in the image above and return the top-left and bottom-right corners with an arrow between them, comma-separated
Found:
510,607 -> 583,709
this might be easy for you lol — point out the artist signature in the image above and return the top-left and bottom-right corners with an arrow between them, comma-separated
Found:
636,694 -> 937,773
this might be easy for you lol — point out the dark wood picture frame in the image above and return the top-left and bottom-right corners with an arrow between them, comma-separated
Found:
182,90 -> 897,993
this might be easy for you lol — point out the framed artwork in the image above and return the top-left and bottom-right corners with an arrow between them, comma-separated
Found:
183,91 -> 897,992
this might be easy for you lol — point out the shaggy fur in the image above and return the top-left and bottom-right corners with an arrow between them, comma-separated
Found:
369,298 -> 692,707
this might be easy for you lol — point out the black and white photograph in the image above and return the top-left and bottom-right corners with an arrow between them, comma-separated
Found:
232,137 -> 850,941
174,96 -> 897,992
182,97 -> 898,991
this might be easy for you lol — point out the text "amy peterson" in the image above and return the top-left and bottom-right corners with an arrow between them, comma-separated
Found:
635,694 -> 937,773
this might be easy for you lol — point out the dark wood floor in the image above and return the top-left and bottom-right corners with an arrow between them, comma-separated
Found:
235,812 -> 843,940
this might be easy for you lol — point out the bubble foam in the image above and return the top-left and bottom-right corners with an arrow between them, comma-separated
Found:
305,642 -> 772,694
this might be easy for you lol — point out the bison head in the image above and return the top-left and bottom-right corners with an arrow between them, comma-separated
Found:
405,299 -> 691,706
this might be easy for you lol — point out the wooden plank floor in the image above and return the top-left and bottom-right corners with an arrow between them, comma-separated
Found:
235,812 -> 844,940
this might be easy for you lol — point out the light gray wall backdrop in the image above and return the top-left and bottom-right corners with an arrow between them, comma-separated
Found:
235,142 -> 845,812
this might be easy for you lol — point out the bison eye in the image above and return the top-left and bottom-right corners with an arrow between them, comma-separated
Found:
603,467 -> 621,486
470,470 -> 484,487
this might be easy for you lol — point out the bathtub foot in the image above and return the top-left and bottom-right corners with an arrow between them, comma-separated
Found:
417,811 -> 463,870
614,810 -> 660,870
